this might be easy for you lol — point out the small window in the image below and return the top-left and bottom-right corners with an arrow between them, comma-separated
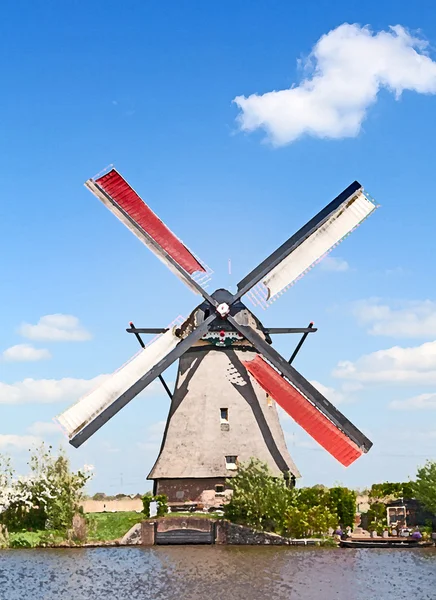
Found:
225,455 -> 238,470
215,484 -> 225,493
220,408 -> 229,423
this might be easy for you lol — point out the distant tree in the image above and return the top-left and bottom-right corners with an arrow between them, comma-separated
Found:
412,461 -> 436,515
327,487 -> 356,529
92,493 -> 106,501
367,502 -> 387,533
369,482 -> 414,501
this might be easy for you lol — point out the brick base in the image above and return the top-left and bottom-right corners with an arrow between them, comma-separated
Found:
155,478 -> 232,509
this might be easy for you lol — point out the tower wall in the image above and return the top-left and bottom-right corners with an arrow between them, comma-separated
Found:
148,345 -> 299,507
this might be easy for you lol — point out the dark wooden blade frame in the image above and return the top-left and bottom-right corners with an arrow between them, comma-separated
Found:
226,314 -> 372,453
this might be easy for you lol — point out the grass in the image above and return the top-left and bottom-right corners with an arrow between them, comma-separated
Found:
3,511 -> 223,547
86,511 -> 143,541
166,511 -> 222,519
8,530 -> 65,548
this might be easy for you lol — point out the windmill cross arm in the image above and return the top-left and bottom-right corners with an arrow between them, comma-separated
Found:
227,314 -> 372,453
127,327 -> 169,334
265,327 -> 318,334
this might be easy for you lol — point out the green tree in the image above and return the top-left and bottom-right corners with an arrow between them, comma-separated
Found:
224,458 -> 295,533
296,486 -> 328,510
367,501 -> 387,532
369,482 -> 414,501
412,460 -> 436,514
327,487 -> 356,528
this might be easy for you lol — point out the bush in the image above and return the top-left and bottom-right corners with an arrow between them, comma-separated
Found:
0,444 -> 92,533
142,495 -> 152,518
155,495 -> 168,517
224,459 -> 295,534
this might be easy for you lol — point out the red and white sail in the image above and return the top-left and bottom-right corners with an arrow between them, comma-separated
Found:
85,168 -> 212,294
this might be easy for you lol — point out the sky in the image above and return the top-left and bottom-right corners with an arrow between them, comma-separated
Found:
2,0 -> 436,494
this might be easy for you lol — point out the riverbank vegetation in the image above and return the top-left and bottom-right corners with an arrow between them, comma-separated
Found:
224,459 -> 355,538
0,445 -> 91,548
1,448 -> 436,548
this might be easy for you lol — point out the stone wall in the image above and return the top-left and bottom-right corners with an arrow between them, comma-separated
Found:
216,521 -> 292,545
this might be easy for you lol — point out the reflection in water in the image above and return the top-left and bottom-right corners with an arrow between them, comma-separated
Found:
0,546 -> 435,600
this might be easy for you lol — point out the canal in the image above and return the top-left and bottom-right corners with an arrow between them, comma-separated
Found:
0,545 -> 435,599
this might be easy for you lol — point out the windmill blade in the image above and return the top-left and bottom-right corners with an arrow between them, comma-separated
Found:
85,168 -> 214,300
56,314 -> 216,448
227,316 -> 372,466
235,181 -> 378,306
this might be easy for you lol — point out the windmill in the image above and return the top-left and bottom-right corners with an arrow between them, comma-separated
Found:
56,168 -> 378,508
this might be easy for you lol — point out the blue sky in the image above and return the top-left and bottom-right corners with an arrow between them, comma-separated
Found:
2,0 -> 436,493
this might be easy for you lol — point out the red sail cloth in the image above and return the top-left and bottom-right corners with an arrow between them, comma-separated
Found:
95,169 -> 205,275
242,355 -> 363,467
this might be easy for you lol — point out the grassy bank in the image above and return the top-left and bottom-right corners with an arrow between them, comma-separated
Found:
86,511 -> 143,541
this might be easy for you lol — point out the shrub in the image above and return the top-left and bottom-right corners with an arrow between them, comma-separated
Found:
155,495 -> 168,517
0,445 -> 92,533
142,495 -> 152,518
224,458 -> 295,534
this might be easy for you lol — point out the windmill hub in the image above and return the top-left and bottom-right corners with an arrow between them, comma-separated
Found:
216,302 -> 231,318
57,167 -> 378,511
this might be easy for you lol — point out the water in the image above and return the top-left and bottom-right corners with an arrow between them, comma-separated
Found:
0,546 -> 435,600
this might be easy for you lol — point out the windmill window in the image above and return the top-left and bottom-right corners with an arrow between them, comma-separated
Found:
225,455 -> 238,470
215,484 -> 225,493
220,408 -> 229,423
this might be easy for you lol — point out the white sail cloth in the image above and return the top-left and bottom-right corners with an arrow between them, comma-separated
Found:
56,328 -> 179,439
263,189 -> 377,300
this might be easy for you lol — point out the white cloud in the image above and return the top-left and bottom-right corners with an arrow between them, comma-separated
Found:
0,374 -> 108,405
390,393 -> 436,411
0,434 -> 41,451
27,421 -> 62,436
310,380 -> 347,405
333,339 -> 436,384
2,344 -> 51,362
0,375 -> 164,405
352,299 -> 436,338
19,314 -> 91,342
320,256 -> 349,272
234,24 -> 436,146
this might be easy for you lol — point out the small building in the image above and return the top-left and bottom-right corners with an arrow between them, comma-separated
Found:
386,498 -> 436,529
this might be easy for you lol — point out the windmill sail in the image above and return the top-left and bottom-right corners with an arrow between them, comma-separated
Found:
236,181 -> 378,307
85,168 -> 212,294
56,314 -> 217,447
243,355 -> 364,466
56,328 -> 180,444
